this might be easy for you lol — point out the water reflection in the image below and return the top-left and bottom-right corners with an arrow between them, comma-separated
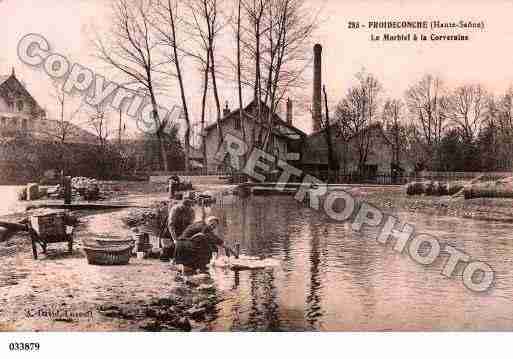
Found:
305,223 -> 323,330
210,194 -> 513,331
0,186 -> 23,216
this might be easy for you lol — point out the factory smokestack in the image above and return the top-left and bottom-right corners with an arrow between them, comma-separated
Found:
312,44 -> 323,132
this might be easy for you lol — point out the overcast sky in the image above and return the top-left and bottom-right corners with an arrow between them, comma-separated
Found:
2,0 -> 513,137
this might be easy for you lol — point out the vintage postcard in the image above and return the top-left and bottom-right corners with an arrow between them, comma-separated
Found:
0,0 -> 512,346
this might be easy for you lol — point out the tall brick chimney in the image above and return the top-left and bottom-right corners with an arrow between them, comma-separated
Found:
312,44 -> 322,132
286,98 -> 293,125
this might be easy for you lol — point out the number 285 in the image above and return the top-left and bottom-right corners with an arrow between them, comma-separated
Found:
348,21 -> 360,29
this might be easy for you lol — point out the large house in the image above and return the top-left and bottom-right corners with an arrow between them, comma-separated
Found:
202,99 -> 306,172
0,68 -> 45,135
0,69 -> 97,144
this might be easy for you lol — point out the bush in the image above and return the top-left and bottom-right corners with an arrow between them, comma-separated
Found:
406,182 -> 424,196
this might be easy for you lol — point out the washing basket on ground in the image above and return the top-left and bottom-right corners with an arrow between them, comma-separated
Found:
82,243 -> 134,265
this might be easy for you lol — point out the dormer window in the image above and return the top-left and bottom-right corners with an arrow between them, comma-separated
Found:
17,101 -> 24,112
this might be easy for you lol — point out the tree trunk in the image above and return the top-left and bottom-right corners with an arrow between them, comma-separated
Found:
168,0 -> 191,173
323,86 -> 337,171
201,52 -> 210,174
237,0 -> 246,166
209,45 -> 224,150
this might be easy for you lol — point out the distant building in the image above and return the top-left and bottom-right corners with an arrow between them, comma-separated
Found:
0,69 -> 105,183
0,69 -> 97,144
202,99 -> 306,173
299,43 -> 401,180
0,68 -> 45,135
301,123 -> 396,178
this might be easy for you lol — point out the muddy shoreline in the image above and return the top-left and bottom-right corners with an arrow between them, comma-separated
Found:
0,184 -> 233,332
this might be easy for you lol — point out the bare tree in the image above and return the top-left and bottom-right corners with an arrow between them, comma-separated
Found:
88,106 -> 111,149
405,74 -> 448,168
183,0 -> 226,151
448,84 -> 488,143
47,81 -> 83,145
93,0 -> 171,171
236,0 -> 247,164
382,98 -> 405,167
322,85 -> 337,171
335,71 -> 382,171
153,0 -> 193,172
487,88 -> 513,169
241,0 -> 318,153
242,0 -> 266,147
39,81 -> 85,174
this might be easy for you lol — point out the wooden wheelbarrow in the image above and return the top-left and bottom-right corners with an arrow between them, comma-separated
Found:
27,211 -> 75,259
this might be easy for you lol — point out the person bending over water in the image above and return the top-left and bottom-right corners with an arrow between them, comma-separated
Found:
174,216 -> 224,274
161,198 -> 195,262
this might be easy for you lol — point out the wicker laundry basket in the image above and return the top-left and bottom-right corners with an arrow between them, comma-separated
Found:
83,243 -> 134,265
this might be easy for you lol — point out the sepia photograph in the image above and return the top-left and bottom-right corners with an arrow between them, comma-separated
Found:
1,0 -> 513,354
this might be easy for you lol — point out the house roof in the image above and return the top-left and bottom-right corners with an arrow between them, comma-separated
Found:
0,72 -> 43,113
0,75 -> 9,86
204,99 -> 306,138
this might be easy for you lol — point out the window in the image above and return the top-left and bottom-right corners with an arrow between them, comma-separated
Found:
22,118 -> 28,131
1,117 -> 5,126
234,116 -> 241,131
17,101 -> 24,112
6,101 -> 14,110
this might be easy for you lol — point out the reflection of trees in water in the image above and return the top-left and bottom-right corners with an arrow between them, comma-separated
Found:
229,271 -> 243,330
305,223 -> 327,330
247,270 -> 281,331
345,228 -> 377,319
215,196 -> 299,260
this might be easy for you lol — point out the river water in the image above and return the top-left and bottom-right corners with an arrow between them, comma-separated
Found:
207,194 -> 513,331
0,186 -> 23,216
2,185 -> 513,331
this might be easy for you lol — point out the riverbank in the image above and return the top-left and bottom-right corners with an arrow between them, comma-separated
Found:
0,183 -> 233,332
350,186 -> 513,223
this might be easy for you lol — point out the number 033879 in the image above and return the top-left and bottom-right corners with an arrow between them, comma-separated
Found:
9,342 -> 40,351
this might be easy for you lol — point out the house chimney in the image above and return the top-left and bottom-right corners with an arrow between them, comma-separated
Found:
286,98 -> 293,125
312,44 -> 322,132
11,67 -> 15,77
223,101 -> 231,117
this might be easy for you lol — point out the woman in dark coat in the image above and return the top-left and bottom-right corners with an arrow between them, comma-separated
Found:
174,216 -> 223,272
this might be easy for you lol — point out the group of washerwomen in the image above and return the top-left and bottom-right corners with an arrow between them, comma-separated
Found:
161,175 -> 236,274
